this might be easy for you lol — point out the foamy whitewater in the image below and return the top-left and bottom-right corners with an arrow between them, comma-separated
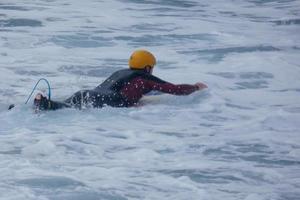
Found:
0,0 -> 300,199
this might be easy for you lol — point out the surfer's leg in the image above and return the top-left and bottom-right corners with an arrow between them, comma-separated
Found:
48,100 -> 71,110
64,90 -> 103,108
64,90 -> 126,108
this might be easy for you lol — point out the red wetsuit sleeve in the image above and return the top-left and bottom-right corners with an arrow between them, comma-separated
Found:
148,80 -> 199,95
120,76 -> 199,104
121,76 -> 198,96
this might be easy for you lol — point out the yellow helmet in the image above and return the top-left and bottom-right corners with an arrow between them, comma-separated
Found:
129,50 -> 156,70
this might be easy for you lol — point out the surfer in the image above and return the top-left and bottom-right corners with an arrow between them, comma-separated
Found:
34,50 -> 207,110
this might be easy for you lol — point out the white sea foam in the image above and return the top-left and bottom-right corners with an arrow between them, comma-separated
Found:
0,0 -> 300,199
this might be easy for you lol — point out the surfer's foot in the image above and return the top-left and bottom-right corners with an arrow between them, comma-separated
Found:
34,93 -> 50,111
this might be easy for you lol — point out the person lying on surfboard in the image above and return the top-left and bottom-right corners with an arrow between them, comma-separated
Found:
33,50 -> 207,111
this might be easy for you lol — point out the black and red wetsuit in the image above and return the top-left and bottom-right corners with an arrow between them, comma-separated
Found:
47,69 -> 199,110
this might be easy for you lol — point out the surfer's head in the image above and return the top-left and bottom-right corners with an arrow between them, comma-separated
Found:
129,50 -> 156,74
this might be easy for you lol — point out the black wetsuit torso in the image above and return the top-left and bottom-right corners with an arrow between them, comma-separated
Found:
64,69 -> 141,108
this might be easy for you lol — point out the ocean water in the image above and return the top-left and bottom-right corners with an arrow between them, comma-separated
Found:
0,0 -> 300,199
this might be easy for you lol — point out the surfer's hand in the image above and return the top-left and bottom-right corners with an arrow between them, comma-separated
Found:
195,82 -> 207,90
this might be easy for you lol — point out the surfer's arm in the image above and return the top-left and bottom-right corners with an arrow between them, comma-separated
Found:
147,80 -> 207,95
